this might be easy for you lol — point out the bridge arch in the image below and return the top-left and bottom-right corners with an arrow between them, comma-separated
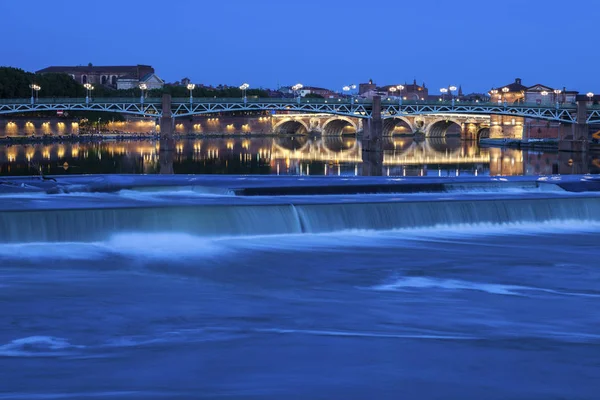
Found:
425,136 -> 462,154
477,127 -> 490,140
273,136 -> 311,152
273,118 -> 310,135
322,117 -> 357,135
321,136 -> 358,154
426,118 -> 463,137
383,117 -> 414,136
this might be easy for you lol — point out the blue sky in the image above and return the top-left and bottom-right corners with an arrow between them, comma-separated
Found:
1,0 -> 598,94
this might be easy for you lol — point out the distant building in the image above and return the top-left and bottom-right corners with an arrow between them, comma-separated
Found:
487,78 -> 580,140
36,64 -> 156,89
117,73 -> 164,90
488,78 -> 528,104
359,79 -> 428,100
489,78 -> 577,105
298,86 -> 337,98
392,80 -> 428,101
524,84 -> 577,105
358,79 -> 377,96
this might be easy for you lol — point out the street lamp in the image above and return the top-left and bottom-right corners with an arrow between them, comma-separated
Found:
541,90 -> 549,105
187,83 -> 195,105
29,84 -> 41,105
587,92 -> 594,103
501,87 -> 509,106
83,83 -> 94,104
449,85 -> 457,106
489,89 -> 499,104
389,87 -> 397,97
553,89 -> 562,108
239,83 -> 250,103
440,87 -> 448,101
139,83 -> 148,105
292,83 -> 303,103
343,84 -> 357,104
396,85 -> 405,105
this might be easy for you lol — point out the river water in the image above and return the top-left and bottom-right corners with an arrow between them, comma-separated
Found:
0,131 -> 599,399
0,136 -> 596,176
0,181 -> 599,399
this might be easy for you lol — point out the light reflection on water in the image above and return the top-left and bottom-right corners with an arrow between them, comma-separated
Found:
0,136 -> 595,176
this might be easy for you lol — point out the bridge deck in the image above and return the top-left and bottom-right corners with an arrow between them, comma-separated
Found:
0,98 -> 597,123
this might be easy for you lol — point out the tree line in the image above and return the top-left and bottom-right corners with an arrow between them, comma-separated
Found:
0,67 -> 272,99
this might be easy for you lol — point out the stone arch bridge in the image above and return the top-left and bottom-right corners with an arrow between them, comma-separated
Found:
271,113 -> 491,139
1,97 -> 597,142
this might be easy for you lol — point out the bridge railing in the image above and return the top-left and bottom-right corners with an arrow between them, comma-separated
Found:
0,97 -> 581,110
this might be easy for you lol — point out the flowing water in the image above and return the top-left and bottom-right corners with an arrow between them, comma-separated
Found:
1,182 -> 600,399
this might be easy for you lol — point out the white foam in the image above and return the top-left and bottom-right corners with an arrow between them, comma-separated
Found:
0,391 -> 170,399
0,219 -> 599,265
253,328 -> 476,340
371,277 -> 600,298
0,233 -> 226,262
0,336 -> 84,357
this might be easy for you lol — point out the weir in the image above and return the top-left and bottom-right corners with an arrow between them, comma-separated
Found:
2,195 -> 600,243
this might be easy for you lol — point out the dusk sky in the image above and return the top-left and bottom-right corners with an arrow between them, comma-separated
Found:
2,0 -> 598,94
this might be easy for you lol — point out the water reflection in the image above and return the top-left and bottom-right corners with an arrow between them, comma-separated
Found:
0,137 -> 596,176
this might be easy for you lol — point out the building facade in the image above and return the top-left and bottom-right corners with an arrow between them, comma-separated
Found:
487,78 -> 580,140
36,64 -> 156,89
117,73 -> 164,90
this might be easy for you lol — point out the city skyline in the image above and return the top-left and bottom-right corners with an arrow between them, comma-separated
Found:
2,0 -> 599,94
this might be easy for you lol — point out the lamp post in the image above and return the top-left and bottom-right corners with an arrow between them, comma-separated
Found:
83,83 -> 94,104
587,92 -> 594,103
501,87 -> 509,106
29,84 -> 41,105
292,83 -> 303,103
552,89 -> 562,109
440,87 -> 448,102
389,87 -> 397,98
239,83 -> 250,104
343,84 -> 357,104
187,83 -> 195,105
449,85 -> 457,106
396,85 -> 405,105
489,89 -> 499,104
139,83 -> 148,105
541,90 -> 549,106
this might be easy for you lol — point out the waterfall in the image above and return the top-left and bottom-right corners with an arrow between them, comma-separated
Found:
0,196 -> 598,243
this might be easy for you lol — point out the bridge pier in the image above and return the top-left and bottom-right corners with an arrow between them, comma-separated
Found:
361,96 -> 383,176
159,94 -> 175,174
559,100 -> 589,152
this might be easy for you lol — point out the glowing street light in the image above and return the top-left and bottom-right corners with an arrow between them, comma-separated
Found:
449,85 -> 457,106
396,85 -> 405,105
342,84 -> 357,104
187,83 -> 196,105
29,83 -> 41,105
139,83 -> 148,105
501,87 -> 510,106
239,83 -> 250,103
440,87 -> 448,101
83,83 -> 94,104
292,83 -> 303,103
587,92 -> 594,102
553,89 -> 562,108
